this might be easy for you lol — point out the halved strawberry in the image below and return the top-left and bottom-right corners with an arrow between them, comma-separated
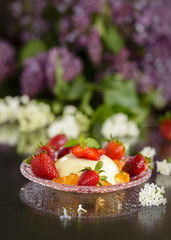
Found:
30,152 -> 59,180
97,149 -> 106,156
71,145 -> 100,161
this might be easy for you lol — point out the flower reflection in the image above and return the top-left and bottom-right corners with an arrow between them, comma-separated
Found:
156,174 -> 171,189
138,205 -> 166,230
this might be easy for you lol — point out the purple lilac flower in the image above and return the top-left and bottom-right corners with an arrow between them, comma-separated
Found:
0,40 -> 16,83
20,52 -> 47,98
87,28 -> 103,65
46,47 -> 82,90
74,0 -> 105,15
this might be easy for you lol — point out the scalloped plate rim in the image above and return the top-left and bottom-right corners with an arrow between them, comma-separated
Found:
20,161 -> 152,194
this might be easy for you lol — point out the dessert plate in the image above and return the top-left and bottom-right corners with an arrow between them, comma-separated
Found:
20,162 -> 152,193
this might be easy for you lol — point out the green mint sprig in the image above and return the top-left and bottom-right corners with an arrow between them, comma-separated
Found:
64,133 -> 100,149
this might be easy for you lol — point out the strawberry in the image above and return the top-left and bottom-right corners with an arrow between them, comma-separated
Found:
122,154 -> 149,177
159,118 -> 171,141
71,145 -> 100,161
77,161 -> 107,186
37,145 -> 56,161
30,152 -> 59,180
57,146 -> 71,158
48,134 -> 68,151
97,149 -> 106,156
104,140 -> 125,160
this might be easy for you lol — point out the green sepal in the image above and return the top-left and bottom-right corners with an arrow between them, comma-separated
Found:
97,170 -> 105,174
24,156 -> 32,164
98,181 -> 102,186
100,176 -> 107,181
94,160 -> 103,172
78,166 -> 91,173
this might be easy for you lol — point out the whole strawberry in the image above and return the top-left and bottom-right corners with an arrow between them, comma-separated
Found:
37,145 -> 56,161
104,140 -> 125,160
122,154 -> 149,177
48,134 -> 68,151
30,152 -> 59,180
77,161 -> 107,186
159,114 -> 171,141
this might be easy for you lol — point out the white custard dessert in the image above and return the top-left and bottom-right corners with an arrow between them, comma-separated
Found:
55,153 -> 120,185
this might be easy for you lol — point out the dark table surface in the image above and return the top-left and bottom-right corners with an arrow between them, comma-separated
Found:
0,125 -> 171,240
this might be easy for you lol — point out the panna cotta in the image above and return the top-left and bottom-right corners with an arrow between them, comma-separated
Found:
55,153 -> 120,185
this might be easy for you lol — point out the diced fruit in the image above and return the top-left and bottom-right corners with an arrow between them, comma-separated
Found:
71,145 -> 100,160
122,154 -> 148,177
77,161 -> 107,186
97,149 -> 106,156
37,145 -> 56,161
114,159 -> 126,170
104,140 -> 125,160
30,152 -> 58,180
115,171 -> 130,184
100,180 -> 112,186
53,173 -> 79,185
48,134 -> 68,151
57,147 -> 71,159
159,118 -> 171,141
78,169 -> 100,186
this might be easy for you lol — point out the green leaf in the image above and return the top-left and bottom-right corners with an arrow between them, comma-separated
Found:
100,176 -> 107,181
94,161 -> 103,172
64,139 -> 79,147
79,166 -> 91,172
79,133 -> 85,143
20,40 -> 46,63
85,138 -> 100,149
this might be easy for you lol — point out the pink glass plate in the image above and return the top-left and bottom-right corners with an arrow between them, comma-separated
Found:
20,161 -> 152,194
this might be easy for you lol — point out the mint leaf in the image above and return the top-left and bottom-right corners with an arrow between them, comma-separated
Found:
64,139 -> 79,147
79,133 -> 85,143
85,138 -> 100,149
94,161 -> 103,172
100,176 -> 107,181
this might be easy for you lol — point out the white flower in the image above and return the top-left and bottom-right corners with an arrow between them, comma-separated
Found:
101,113 -> 139,139
140,146 -> 156,159
48,115 -> 80,139
60,207 -> 71,220
63,105 -> 77,116
77,204 -> 87,217
156,160 -> 171,175
139,183 -> 167,207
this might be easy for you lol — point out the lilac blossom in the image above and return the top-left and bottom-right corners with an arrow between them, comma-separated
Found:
0,40 -> 16,83
46,47 -> 82,90
20,53 -> 47,98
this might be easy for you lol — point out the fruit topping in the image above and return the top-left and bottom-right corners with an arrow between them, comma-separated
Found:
97,149 -> 106,156
37,145 -> 56,161
25,152 -> 59,180
64,133 -> 101,160
114,159 -> 126,170
57,146 -> 71,159
48,134 -> 68,151
122,154 -> 150,177
159,112 -> 171,141
104,139 -> 125,160
115,171 -> 130,184
53,173 -> 79,185
77,161 -> 107,186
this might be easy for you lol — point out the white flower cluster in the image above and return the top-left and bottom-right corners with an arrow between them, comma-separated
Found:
101,113 -> 139,139
0,95 -> 55,132
139,183 -> 167,207
156,160 -> 171,175
48,105 -> 90,139
140,146 -> 156,159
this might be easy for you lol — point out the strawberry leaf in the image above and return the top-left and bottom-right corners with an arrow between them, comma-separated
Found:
100,175 -> 107,181
85,138 -> 100,149
97,170 -> 105,174
24,156 -> 32,164
94,160 -> 103,172
64,139 -> 79,147
78,166 -> 91,172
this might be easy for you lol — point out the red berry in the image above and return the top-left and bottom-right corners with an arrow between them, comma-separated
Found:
71,145 -> 100,160
37,145 -> 56,161
77,170 -> 100,186
104,141 -> 125,160
159,119 -> 171,141
122,154 -> 147,177
48,134 -> 68,151
31,152 -> 58,180
57,147 -> 71,158
97,149 -> 106,156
